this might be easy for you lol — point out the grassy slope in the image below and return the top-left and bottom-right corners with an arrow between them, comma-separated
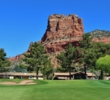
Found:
0,80 -> 110,100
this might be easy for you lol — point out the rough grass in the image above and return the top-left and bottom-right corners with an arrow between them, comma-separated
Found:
0,80 -> 110,100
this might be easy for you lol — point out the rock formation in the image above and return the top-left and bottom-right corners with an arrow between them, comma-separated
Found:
92,37 -> 110,43
8,14 -> 110,68
42,14 -> 84,53
9,14 -> 84,67
8,55 -> 24,62
42,14 -> 83,42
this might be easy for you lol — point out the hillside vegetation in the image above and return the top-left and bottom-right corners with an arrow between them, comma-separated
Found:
90,29 -> 110,37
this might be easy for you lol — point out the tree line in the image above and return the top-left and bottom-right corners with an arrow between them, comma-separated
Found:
0,33 -> 110,80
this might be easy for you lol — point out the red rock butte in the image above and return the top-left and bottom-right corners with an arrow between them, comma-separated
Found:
41,14 -> 84,53
9,14 -> 84,62
9,14 -> 110,63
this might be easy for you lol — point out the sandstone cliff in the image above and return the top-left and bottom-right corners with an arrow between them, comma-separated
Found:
42,14 -> 84,53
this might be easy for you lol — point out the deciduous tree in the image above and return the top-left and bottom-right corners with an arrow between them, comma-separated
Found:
96,55 -> 110,79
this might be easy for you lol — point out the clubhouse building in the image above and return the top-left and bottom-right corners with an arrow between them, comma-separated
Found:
0,72 -> 97,80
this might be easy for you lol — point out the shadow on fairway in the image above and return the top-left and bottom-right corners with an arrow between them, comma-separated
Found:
34,80 -> 48,85
98,80 -> 110,85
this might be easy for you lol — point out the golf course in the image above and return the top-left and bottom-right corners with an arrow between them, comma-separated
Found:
0,79 -> 110,100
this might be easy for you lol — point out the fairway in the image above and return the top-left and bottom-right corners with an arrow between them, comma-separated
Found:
0,80 -> 110,100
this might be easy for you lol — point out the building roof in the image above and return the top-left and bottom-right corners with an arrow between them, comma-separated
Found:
0,72 -> 43,76
87,73 -> 96,77
54,72 -> 96,76
54,72 -> 74,76
0,72 -> 96,77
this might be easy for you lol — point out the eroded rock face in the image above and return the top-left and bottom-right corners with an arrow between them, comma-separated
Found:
42,14 -> 84,53
92,37 -> 110,43
45,37 -> 81,53
42,14 -> 84,42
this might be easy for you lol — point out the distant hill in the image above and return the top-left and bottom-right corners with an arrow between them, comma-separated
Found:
90,29 -> 110,38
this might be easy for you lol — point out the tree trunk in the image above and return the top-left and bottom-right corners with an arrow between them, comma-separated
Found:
36,67 -> 39,79
69,66 -> 71,80
46,74 -> 49,80
84,65 -> 87,79
99,70 -> 103,80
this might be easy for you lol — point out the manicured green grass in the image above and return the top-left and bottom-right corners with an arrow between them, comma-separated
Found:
0,80 -> 110,100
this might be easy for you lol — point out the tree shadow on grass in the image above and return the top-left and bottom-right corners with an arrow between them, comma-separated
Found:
34,80 -> 48,85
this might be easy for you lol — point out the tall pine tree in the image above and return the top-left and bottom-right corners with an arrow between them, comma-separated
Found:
0,48 -> 11,72
79,33 -> 94,79
57,43 -> 78,80
23,42 -> 53,79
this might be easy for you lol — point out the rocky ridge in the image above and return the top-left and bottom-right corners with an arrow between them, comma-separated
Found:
90,30 -> 110,43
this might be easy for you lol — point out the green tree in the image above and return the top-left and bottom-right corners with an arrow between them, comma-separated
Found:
12,64 -> 27,72
79,34 -> 110,79
57,43 -> 78,80
11,59 -> 28,72
79,33 -> 94,79
93,42 -> 110,57
96,55 -> 110,79
0,48 -> 11,72
92,42 -> 110,77
40,58 -> 53,80
23,42 -> 53,79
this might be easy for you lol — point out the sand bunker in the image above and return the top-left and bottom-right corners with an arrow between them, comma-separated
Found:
19,80 -> 36,85
0,80 -> 36,85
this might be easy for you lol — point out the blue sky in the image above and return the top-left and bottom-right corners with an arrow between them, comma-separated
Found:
0,0 -> 110,57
